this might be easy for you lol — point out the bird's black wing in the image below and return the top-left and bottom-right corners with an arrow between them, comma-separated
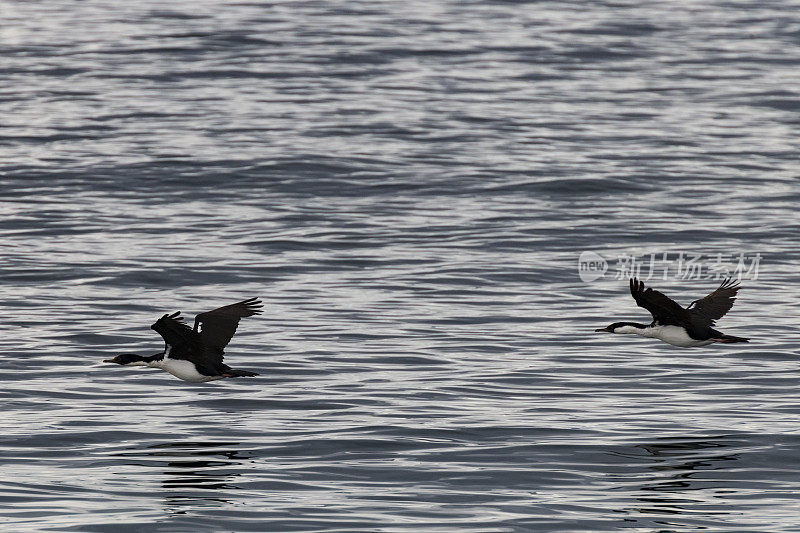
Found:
629,278 -> 690,327
193,297 -> 263,360
150,311 -> 203,360
686,277 -> 740,328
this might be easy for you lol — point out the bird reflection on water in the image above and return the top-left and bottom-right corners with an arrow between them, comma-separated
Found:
609,436 -> 741,526
111,441 -> 251,512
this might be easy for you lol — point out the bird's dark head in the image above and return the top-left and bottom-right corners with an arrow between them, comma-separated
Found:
103,353 -> 148,366
595,322 -> 646,334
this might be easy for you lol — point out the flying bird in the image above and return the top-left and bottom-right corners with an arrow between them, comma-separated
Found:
104,298 -> 262,382
595,278 -> 748,347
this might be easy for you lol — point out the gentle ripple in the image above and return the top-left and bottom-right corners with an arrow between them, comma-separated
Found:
2,0 -> 800,531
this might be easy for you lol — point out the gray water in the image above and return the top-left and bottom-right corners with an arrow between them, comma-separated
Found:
3,1 -> 800,531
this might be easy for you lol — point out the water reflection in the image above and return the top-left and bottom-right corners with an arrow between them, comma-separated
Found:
112,440 -> 251,512
611,436 -> 740,524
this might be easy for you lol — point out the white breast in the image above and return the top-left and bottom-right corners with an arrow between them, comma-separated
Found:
149,357 -> 224,382
644,325 -> 714,347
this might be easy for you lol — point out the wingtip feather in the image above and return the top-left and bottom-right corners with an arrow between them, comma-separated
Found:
244,297 -> 263,316
629,277 -> 645,295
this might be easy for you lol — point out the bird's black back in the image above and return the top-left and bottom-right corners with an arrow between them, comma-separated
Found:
150,298 -> 262,376
629,277 -> 742,340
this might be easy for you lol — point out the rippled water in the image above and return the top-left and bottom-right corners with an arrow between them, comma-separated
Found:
3,1 -> 800,531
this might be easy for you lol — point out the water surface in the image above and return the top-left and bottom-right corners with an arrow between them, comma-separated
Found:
2,1 -> 800,531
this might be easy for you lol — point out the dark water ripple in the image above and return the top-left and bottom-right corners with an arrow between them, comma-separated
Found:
3,0 -> 800,531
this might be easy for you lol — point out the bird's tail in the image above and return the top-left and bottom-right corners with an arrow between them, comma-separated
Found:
712,334 -> 749,344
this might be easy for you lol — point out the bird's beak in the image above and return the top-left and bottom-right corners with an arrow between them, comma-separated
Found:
103,358 -> 115,363
595,327 -> 611,333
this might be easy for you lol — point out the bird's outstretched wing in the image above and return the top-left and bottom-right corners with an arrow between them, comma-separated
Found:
150,311 -> 202,359
629,278 -> 690,327
193,297 -> 263,359
686,277 -> 740,327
